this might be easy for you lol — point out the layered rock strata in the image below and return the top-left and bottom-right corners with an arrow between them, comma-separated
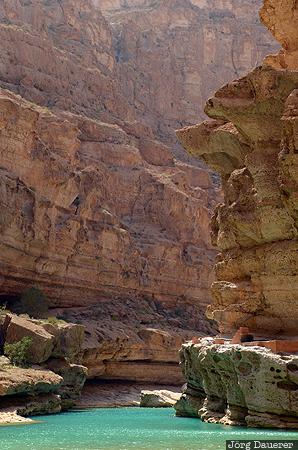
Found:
175,0 -> 298,429
0,0 -> 216,311
0,0 -> 218,384
0,87 -> 215,310
60,297 -> 215,385
98,0 -> 278,150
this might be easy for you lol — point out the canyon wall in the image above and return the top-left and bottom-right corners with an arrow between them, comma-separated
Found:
175,0 -> 298,429
177,0 -> 298,337
0,0 -> 218,383
97,0 -> 278,151
0,0 -> 216,309
0,0 -> 280,385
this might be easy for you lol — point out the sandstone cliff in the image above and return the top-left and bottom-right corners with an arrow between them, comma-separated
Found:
177,0 -> 298,338
97,0 -> 278,151
175,0 -> 298,429
0,0 -> 219,384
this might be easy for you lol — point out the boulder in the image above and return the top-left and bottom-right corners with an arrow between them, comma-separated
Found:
16,393 -> 62,417
140,390 -> 181,407
40,321 -> 85,362
5,314 -> 55,364
45,358 -> 87,408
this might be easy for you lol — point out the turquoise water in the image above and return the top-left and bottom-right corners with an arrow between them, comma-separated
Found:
0,408 -> 297,450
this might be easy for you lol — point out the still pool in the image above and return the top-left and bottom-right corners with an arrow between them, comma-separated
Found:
0,408 -> 297,450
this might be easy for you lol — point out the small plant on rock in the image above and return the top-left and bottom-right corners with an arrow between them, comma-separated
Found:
0,303 -> 7,315
46,316 -> 66,326
4,337 -> 32,367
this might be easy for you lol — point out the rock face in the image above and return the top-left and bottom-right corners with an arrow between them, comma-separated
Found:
62,300 -> 215,385
175,0 -> 298,430
176,340 -> 298,428
97,0 -> 278,151
0,362 -> 62,397
77,382 -> 181,408
2,314 -> 84,364
0,0 -> 217,311
0,87 -> 216,310
0,0 -> 221,383
5,315 -> 55,364
177,0 -> 298,337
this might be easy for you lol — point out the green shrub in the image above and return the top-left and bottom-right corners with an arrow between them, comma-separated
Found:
20,287 -> 49,319
0,303 -> 7,315
4,337 -> 32,367
46,316 -> 66,326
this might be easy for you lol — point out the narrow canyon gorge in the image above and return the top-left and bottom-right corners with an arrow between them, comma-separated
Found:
0,0 -> 295,428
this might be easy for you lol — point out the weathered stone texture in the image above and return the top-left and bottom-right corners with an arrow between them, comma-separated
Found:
0,0 -> 220,384
177,0 -> 298,337
0,313 -> 87,417
0,0 -> 217,314
176,340 -> 298,428
97,0 -> 278,149
0,89 -> 216,312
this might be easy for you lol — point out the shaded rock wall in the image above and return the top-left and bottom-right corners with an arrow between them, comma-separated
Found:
177,0 -> 298,337
97,0 -> 278,152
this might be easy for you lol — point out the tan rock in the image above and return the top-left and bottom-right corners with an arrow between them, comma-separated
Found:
0,364 -> 62,397
260,0 -> 298,51
77,382 -> 181,408
0,87 -> 216,314
5,314 -> 55,364
98,0 -> 278,150
178,340 -> 298,428
177,0 -> 298,337
40,321 -> 85,362
0,0 -> 219,385
72,299 -> 212,384
140,390 -> 181,407
0,411 -> 35,425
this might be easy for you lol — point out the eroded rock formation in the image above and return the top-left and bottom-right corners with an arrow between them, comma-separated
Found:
175,0 -> 298,429
0,88 -> 215,309
140,389 -> 181,408
176,340 -> 298,428
177,0 -> 298,338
